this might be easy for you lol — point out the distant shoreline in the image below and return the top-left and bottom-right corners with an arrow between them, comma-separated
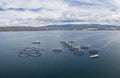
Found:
0,29 -> 119,32
0,24 -> 120,32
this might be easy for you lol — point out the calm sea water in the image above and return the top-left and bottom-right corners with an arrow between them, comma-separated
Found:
0,31 -> 120,78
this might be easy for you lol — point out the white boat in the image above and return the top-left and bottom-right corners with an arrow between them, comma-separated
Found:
90,54 -> 99,58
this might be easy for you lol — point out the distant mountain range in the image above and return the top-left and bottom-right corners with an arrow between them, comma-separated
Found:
0,24 -> 120,31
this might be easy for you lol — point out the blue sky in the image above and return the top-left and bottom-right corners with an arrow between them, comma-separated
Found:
0,0 -> 120,26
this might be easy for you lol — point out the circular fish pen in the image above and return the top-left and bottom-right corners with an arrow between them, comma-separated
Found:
64,44 -> 72,48
60,41 -> 66,44
73,51 -> 84,56
31,47 -> 37,50
80,46 -> 89,49
53,48 -> 62,53
19,50 -> 29,57
24,47 -> 32,52
69,47 -> 79,51
19,47 -> 42,57
89,50 -> 99,54
39,48 -> 45,52
28,52 -> 41,57
69,41 -> 75,44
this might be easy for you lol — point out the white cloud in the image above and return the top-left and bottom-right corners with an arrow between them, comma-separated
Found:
0,0 -> 120,26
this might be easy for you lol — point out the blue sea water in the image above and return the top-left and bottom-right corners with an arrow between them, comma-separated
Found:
0,31 -> 120,78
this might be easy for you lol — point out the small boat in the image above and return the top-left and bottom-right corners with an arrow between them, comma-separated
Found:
90,54 -> 99,58
32,40 -> 40,44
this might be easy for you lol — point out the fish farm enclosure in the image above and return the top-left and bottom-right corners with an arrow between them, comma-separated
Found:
0,31 -> 120,78
19,40 -> 99,58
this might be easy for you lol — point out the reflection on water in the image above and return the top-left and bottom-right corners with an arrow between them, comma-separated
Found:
0,31 -> 120,78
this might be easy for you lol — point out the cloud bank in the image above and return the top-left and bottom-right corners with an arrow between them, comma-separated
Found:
0,0 -> 120,26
